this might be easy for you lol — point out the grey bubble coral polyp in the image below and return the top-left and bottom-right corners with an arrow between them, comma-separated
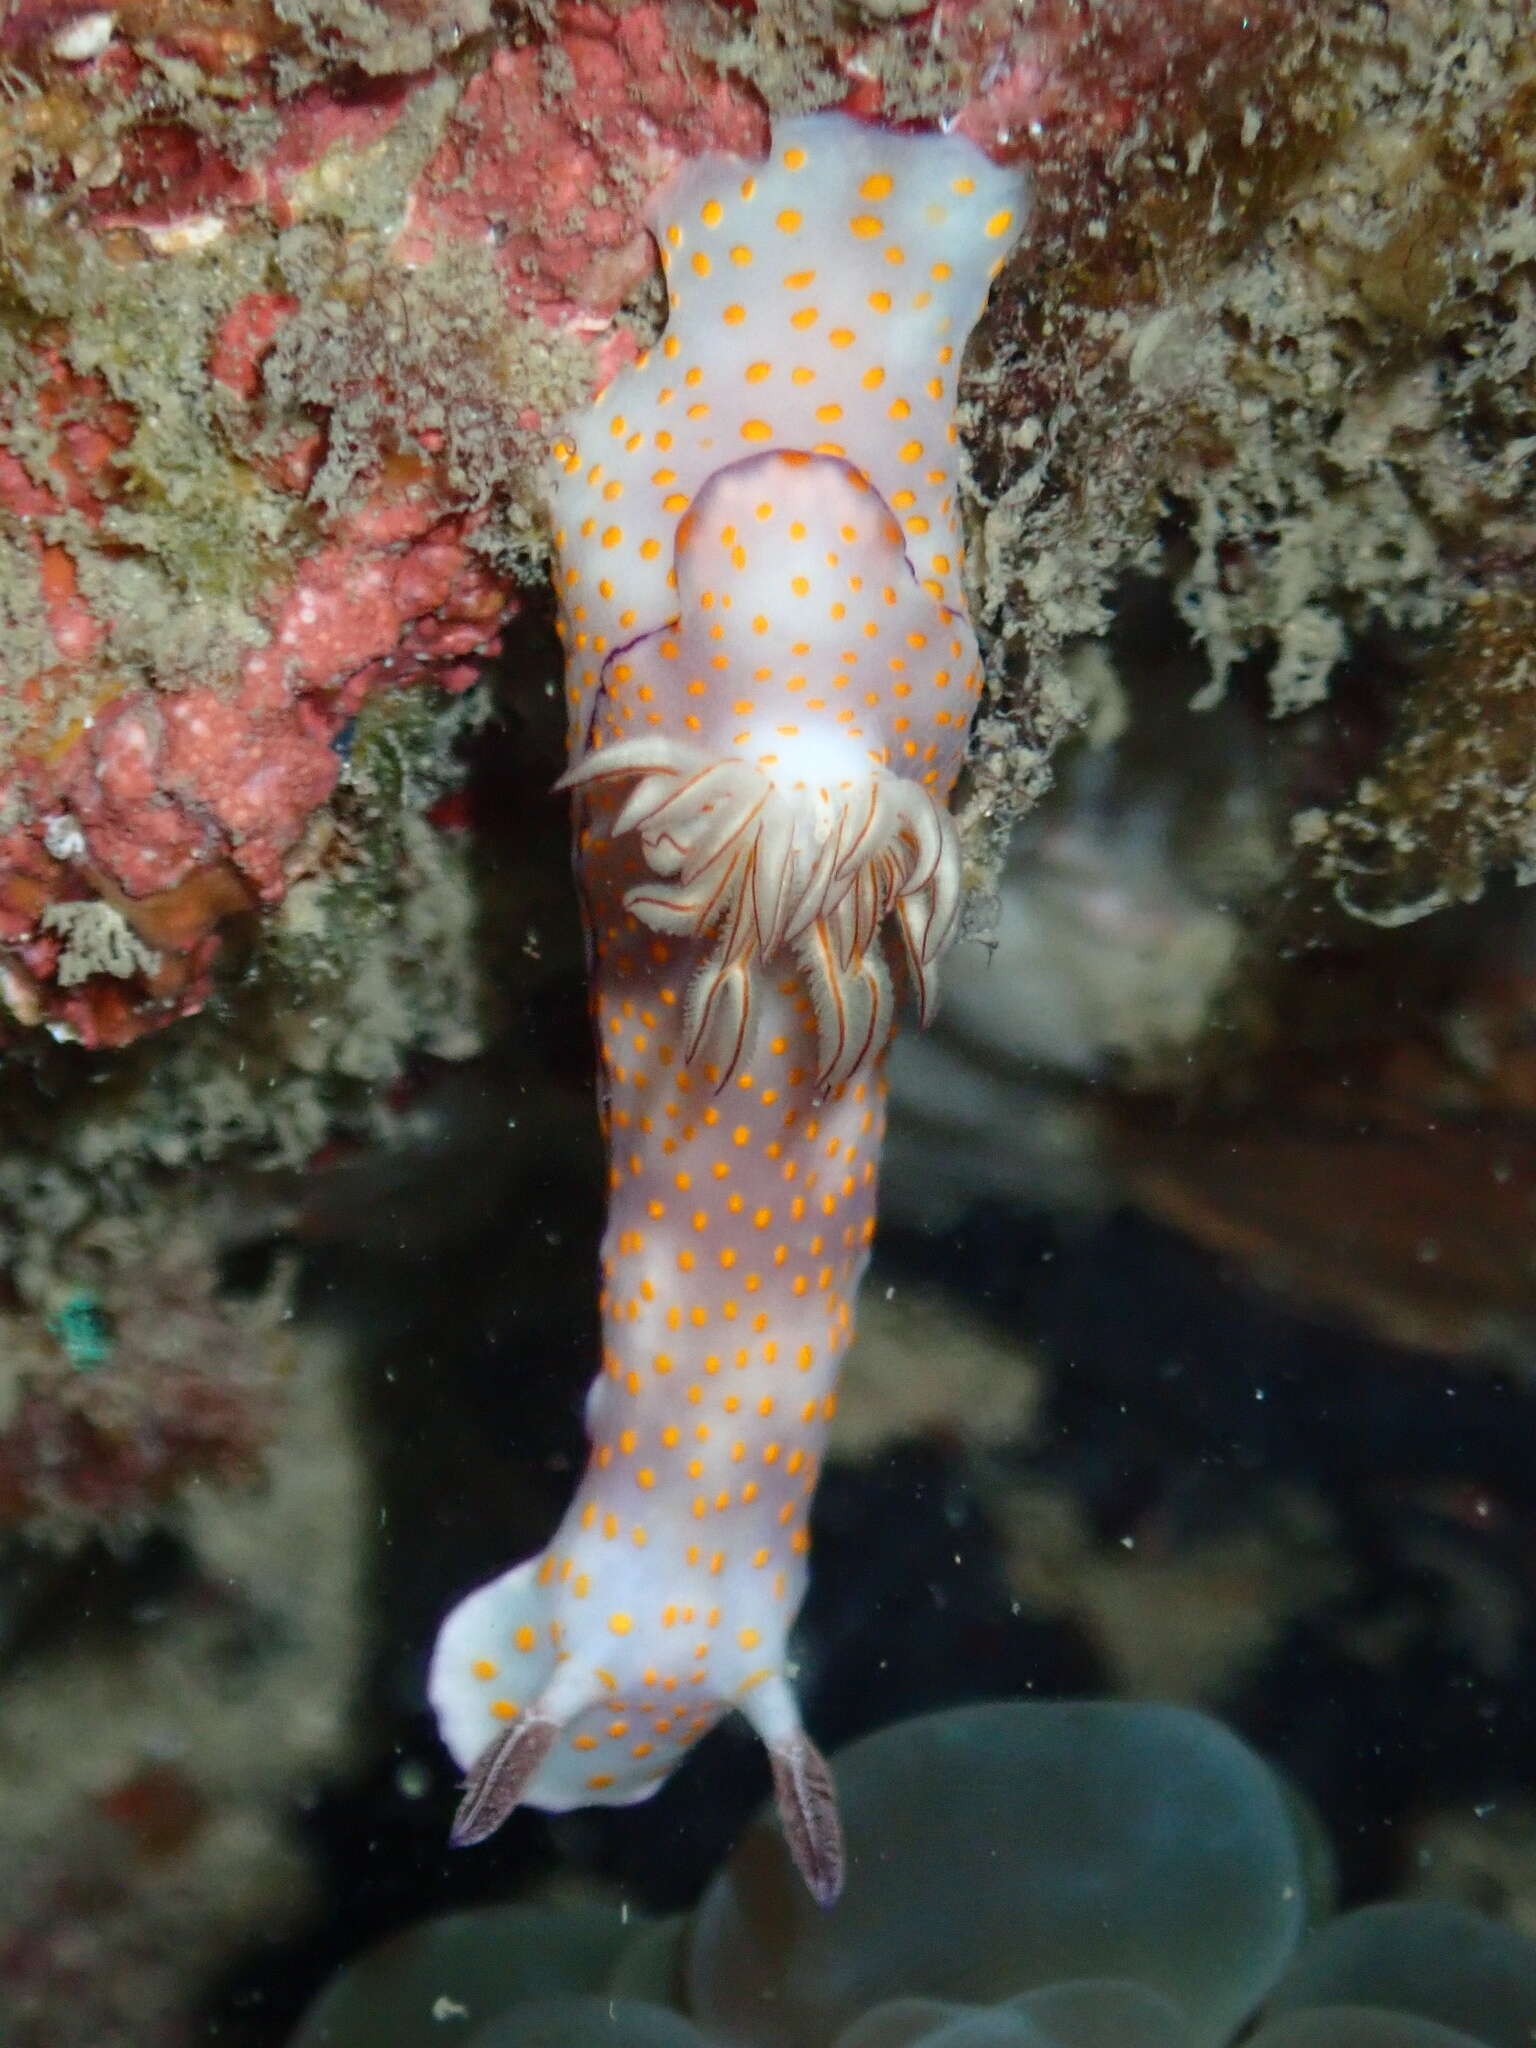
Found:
688,1702 -> 1305,2048
1248,2017 -> 1492,2048
465,1999 -> 712,2047
1261,1903 -> 1536,2048
833,1982 -> 1194,2046
288,1699 -> 1536,2048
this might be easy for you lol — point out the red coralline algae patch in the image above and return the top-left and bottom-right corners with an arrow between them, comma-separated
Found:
64,693 -> 335,901
0,1366 -> 269,1535
0,0 -> 765,1049
0,482 -> 508,1043
0,1244 -> 281,1544
402,7 -> 766,320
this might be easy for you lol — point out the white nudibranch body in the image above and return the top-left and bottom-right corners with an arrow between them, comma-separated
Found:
430,111 -> 1026,1904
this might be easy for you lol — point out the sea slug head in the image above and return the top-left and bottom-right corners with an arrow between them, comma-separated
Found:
432,1559 -> 846,1906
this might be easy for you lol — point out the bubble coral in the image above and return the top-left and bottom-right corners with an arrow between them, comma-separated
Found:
289,1698 -> 1536,2048
1259,1903 -> 1536,2048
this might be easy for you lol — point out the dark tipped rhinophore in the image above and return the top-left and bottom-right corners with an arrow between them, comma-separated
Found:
449,1716 -> 561,1849
770,1730 -> 846,1908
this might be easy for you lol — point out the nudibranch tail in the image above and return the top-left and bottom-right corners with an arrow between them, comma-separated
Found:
431,107 -> 1027,1903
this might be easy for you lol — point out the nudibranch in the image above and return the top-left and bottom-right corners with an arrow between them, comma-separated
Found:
430,111 -> 1026,1904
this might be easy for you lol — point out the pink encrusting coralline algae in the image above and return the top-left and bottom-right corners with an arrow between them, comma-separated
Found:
0,1 -> 764,1049
430,111 -> 1027,1904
